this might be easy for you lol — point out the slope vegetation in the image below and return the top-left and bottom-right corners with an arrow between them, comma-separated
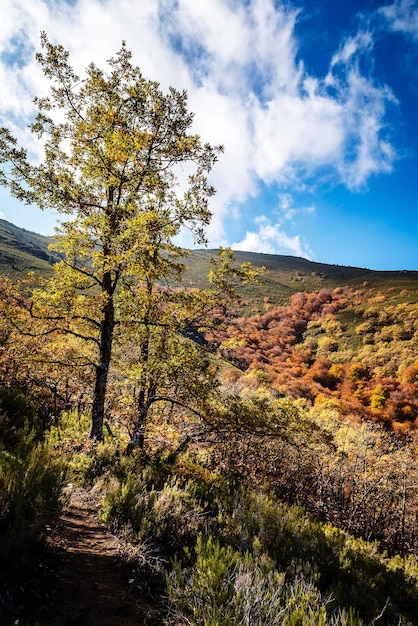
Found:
1,219 -> 418,309
0,219 -> 59,279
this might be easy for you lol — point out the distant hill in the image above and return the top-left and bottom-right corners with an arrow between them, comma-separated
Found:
1,218 -> 417,309
0,219 -> 60,280
184,249 -> 418,311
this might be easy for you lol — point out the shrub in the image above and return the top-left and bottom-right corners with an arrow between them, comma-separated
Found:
0,440 -> 65,567
78,441 -> 120,486
0,387 -> 66,572
46,409 -> 91,453
101,472 -> 213,556
217,488 -> 418,624
166,534 -> 361,625
0,386 -> 41,445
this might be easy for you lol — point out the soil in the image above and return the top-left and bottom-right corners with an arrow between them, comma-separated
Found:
16,486 -> 165,626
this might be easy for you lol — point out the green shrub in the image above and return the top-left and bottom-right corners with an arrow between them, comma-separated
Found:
100,471 -> 147,530
77,442 -> 120,486
216,488 -> 418,624
0,386 -> 40,446
46,411 -> 122,487
46,409 -> 91,452
166,534 -> 361,625
101,473 -> 213,556
0,387 -> 66,571
0,437 -> 65,568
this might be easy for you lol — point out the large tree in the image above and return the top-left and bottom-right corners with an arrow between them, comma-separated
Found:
0,34 -> 222,440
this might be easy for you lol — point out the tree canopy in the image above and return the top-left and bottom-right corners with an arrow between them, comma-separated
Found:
0,34 -> 228,441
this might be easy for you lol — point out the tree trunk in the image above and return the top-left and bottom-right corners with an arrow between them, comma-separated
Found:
124,400 -> 148,455
89,361 -> 109,440
124,313 -> 153,454
89,271 -> 115,441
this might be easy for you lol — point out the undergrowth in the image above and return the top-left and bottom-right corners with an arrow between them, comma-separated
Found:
6,401 -> 417,626
96,452 -> 418,625
0,387 -> 66,623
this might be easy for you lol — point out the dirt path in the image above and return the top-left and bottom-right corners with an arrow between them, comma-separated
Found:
26,487 -> 163,626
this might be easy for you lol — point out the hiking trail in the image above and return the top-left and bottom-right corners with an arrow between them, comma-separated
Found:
24,486 -> 163,626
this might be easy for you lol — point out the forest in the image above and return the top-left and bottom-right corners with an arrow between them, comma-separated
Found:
1,37 -> 418,625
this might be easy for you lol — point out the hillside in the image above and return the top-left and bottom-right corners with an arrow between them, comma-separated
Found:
186,249 -> 418,310
3,219 -> 418,624
0,219 -> 60,280
1,219 -> 418,309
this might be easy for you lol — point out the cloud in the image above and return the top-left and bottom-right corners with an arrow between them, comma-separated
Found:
0,0 -> 401,249
328,61 -> 397,189
231,194 -> 314,258
159,0 -> 302,97
163,1 -> 396,195
329,31 -> 374,67
231,215 -> 311,258
251,86 -> 344,183
278,194 -> 315,221
380,0 -> 418,40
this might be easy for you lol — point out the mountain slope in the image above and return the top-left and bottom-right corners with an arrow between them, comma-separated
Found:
185,249 -> 418,310
0,219 -> 59,279
1,219 -> 417,310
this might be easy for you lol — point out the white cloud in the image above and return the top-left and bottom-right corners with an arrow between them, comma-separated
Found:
329,31 -> 374,68
325,30 -> 397,189
380,0 -> 418,40
277,193 -> 315,222
231,193 -> 314,258
231,215 -> 311,258
333,70 -> 397,189
0,0 -> 400,248
251,89 -> 344,182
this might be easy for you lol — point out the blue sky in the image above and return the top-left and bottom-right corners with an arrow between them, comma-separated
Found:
0,0 -> 417,270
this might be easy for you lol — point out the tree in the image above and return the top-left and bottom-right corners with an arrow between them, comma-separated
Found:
0,34 -> 223,440
111,246 -> 262,453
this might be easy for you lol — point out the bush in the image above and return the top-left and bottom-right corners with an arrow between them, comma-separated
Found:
217,488 -> 418,624
0,386 -> 41,446
0,438 -> 65,567
77,441 -> 120,486
101,472 -> 213,556
0,387 -> 66,571
166,534 -> 361,625
46,409 -> 91,453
